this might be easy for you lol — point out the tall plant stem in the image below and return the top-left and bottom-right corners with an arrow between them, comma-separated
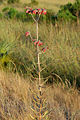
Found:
36,21 -> 42,120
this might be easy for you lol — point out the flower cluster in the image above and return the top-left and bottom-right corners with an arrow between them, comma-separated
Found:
33,40 -> 43,46
25,33 -> 48,52
25,8 -> 47,15
25,8 -> 48,53
42,47 -> 48,52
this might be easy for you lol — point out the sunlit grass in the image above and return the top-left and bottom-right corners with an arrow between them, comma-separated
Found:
0,19 -> 80,85
0,70 -> 80,119
0,1 -> 80,119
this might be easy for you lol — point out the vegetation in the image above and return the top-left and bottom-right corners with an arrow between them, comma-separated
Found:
0,0 -> 80,119
0,19 -> 80,86
0,0 -> 80,24
7,0 -> 20,4
57,0 -> 80,23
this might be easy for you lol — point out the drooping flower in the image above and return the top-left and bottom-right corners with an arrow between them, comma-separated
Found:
28,11 -> 32,14
26,8 -> 33,14
32,9 -> 38,14
26,10 -> 30,13
32,39 -> 35,42
33,40 -> 43,46
25,32 -> 30,37
42,47 -> 48,52
38,41 -> 43,46
42,9 -> 47,15
34,41 -> 38,45
37,8 -> 42,15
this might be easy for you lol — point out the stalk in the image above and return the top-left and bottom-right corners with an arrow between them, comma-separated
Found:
25,8 -> 47,120
36,21 -> 42,120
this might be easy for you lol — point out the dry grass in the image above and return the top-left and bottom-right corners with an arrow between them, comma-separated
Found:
47,84 -> 80,120
0,70 -> 30,120
0,70 -> 80,120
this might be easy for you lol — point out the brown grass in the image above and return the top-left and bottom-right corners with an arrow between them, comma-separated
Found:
0,70 -> 80,120
0,70 -> 30,120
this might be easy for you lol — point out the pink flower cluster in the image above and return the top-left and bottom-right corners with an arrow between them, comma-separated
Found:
25,8 -> 47,15
25,33 -> 48,52
33,40 -> 43,46
33,40 -> 48,52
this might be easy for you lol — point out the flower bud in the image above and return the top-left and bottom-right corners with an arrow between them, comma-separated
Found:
25,32 -> 30,37
43,9 -> 47,15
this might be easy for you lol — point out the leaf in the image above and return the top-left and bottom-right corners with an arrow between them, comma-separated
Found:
42,110 -> 49,118
30,114 -> 35,120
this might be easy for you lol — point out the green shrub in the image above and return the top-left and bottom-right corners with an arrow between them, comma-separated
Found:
7,0 -> 20,4
57,9 -> 77,21
0,40 -> 13,69
72,0 -> 80,24
60,3 -> 73,11
57,3 -> 76,21
8,8 -> 18,19
2,7 -> 9,12
0,13 -> 3,19
2,7 -> 33,21
2,7 -> 10,19
2,7 -> 18,19
57,1 -> 80,22
46,9 -> 55,23
16,12 -> 27,21
16,11 -> 34,22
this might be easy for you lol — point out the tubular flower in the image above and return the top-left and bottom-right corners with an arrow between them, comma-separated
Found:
37,8 -> 42,15
32,9 -> 38,14
26,10 -> 30,13
38,41 -> 43,46
33,40 -> 43,46
42,9 -> 47,15
32,39 -> 35,42
34,41 -> 38,45
26,7 -> 32,14
42,47 -> 48,52
25,32 -> 30,37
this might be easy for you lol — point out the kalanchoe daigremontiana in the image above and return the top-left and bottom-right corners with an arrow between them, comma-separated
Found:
25,8 -> 49,120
